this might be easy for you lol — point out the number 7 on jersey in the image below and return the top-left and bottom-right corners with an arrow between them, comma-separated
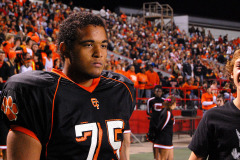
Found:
75,120 -> 124,160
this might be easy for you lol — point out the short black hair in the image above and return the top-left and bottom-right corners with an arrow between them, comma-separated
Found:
154,85 -> 162,91
217,94 -> 224,100
46,50 -> 52,57
58,12 -> 106,57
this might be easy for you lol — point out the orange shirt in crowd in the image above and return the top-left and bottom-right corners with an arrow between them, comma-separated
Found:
114,69 -> 125,76
145,70 -> 160,89
41,52 -> 47,66
181,82 -> 199,95
126,70 -> 138,88
121,13 -> 127,22
137,72 -> 148,89
2,41 -> 14,57
52,52 -> 61,62
201,92 -> 216,110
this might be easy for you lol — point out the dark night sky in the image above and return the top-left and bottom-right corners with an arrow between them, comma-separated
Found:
68,0 -> 240,22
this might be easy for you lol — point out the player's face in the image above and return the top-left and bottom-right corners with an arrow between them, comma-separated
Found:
130,66 -> 135,72
154,88 -> 162,98
232,58 -> 240,92
207,88 -> 212,94
70,25 -> 108,79
216,98 -> 224,107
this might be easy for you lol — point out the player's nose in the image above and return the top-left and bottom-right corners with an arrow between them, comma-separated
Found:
93,45 -> 103,58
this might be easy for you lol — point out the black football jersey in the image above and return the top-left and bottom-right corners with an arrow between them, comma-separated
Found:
0,69 -> 135,160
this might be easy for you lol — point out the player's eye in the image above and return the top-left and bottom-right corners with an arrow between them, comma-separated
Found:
83,43 -> 93,47
101,44 -> 108,48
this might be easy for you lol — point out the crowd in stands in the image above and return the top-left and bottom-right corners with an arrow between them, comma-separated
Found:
0,0 -> 240,109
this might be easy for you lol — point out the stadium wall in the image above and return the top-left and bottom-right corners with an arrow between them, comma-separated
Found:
173,15 -> 189,34
174,15 -> 240,40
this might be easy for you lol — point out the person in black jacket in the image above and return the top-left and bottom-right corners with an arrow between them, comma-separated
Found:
183,58 -> 192,80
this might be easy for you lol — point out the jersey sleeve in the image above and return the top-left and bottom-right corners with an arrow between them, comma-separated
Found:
188,112 -> 213,158
123,81 -> 135,133
0,84 -> 52,144
146,98 -> 153,116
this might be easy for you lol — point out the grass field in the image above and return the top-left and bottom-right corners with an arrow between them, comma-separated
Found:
130,148 -> 191,160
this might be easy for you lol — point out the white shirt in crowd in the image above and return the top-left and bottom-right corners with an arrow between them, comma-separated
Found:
45,58 -> 53,71
19,65 -> 32,73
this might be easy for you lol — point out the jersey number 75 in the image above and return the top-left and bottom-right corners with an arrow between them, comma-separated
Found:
75,120 -> 124,160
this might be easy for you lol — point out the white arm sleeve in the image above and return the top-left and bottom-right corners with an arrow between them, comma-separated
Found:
213,95 -> 217,104
202,101 -> 213,106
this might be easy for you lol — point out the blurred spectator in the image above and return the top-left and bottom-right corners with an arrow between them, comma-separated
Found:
99,6 -> 106,19
182,78 -> 199,109
210,80 -> 218,95
2,33 -> 15,58
19,58 -> 32,73
53,58 -> 61,70
201,86 -> 216,113
194,60 -> 204,83
126,65 -> 138,88
33,54 -> 45,71
217,52 -> 226,64
6,50 -> 16,76
216,94 -> 225,107
145,64 -> 160,98
120,12 -> 127,22
0,50 -> 10,90
137,67 -> 148,108
44,49 -> 53,71
182,58 -> 192,79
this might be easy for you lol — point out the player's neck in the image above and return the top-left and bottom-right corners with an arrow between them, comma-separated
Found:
62,67 -> 94,87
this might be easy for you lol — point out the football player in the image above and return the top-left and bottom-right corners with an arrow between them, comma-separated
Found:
1,12 -> 135,160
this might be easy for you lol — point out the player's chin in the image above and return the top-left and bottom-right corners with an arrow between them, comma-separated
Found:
89,70 -> 103,78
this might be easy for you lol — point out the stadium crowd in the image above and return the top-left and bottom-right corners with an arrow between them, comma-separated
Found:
0,0 -> 240,109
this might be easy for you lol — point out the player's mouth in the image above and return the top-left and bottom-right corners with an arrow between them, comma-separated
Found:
92,62 -> 103,68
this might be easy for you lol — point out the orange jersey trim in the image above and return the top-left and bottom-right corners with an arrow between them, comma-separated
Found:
51,69 -> 100,93
10,125 -> 39,142
45,76 -> 61,158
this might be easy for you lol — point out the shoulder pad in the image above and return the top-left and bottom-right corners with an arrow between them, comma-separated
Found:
5,71 -> 57,88
101,70 -> 133,85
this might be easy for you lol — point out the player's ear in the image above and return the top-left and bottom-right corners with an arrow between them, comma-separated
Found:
60,42 -> 70,58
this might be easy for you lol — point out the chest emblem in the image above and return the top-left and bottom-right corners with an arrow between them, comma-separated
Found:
91,98 -> 99,109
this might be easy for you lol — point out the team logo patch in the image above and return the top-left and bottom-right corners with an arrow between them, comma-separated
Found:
1,96 -> 18,121
91,98 -> 99,109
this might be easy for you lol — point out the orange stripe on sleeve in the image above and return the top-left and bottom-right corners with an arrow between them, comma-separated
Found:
10,125 -> 39,142
45,76 -> 61,158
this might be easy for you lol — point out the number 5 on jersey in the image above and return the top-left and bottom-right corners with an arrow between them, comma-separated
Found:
75,120 -> 124,160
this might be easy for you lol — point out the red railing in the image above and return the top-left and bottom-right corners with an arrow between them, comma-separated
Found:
135,87 -> 231,109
